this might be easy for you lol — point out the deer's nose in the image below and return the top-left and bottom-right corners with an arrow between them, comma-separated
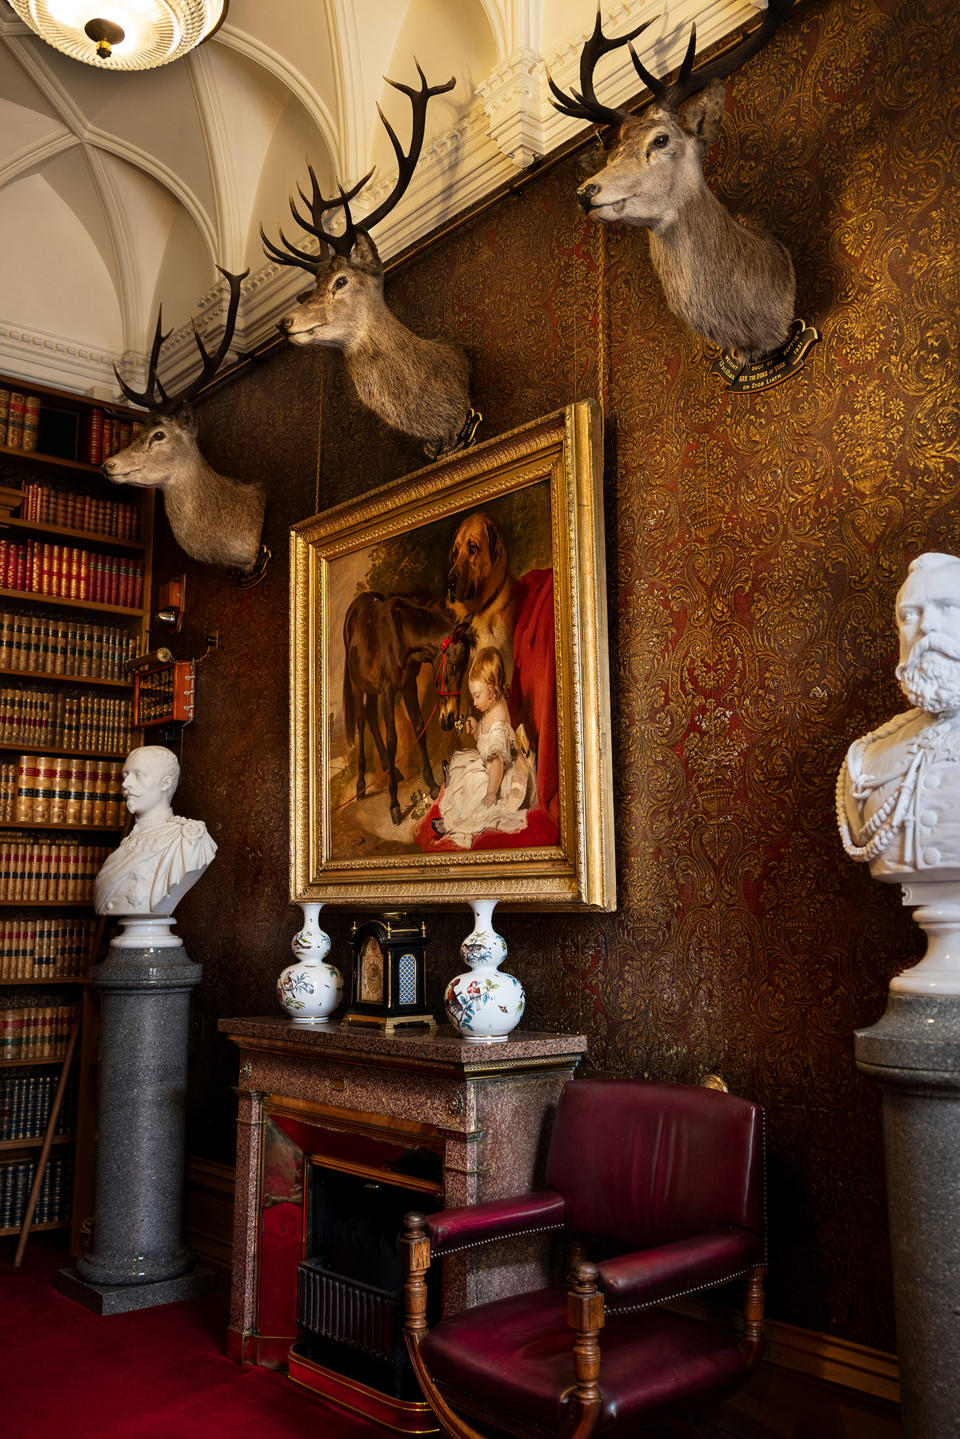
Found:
577,184 -> 600,213
277,315 -> 293,334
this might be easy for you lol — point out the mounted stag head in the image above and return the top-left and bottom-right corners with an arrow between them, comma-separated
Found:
552,3 -> 798,361
262,65 -> 474,456
106,267 -> 269,583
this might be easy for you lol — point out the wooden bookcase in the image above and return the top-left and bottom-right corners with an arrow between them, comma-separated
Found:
0,372 -> 154,1251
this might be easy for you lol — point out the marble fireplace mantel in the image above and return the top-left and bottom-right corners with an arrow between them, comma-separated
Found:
219,1016 -> 587,1425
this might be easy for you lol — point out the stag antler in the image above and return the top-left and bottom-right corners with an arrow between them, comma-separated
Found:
115,266 -> 248,412
628,0 -> 797,112
550,1 -> 796,125
548,10 -> 658,126
261,62 -> 455,274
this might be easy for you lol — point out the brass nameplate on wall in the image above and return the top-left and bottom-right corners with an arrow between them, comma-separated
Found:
712,320 -> 821,393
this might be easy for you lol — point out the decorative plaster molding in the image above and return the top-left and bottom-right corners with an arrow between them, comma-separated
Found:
0,321 -> 125,399
477,48 -> 550,168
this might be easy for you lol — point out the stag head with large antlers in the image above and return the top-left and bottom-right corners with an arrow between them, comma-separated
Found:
105,267 -> 268,582
553,3 -> 798,361
262,65 -> 474,456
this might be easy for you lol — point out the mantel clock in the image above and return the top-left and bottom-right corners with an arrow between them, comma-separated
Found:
342,914 -> 437,1034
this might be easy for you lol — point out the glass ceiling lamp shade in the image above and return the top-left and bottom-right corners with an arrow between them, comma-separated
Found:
9,0 -> 226,70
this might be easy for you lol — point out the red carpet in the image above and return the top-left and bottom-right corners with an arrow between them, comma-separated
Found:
0,1238 -> 385,1438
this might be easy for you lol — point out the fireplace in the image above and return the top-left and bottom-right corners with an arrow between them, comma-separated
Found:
220,1018 -> 587,1431
292,1150 -> 442,1402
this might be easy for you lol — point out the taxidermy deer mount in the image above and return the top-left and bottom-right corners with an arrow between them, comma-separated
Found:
262,65 -> 478,458
552,2 -> 799,363
106,267 -> 269,586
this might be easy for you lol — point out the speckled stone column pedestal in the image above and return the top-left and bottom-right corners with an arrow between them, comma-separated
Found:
855,993 -> 960,1439
56,941 -> 213,1315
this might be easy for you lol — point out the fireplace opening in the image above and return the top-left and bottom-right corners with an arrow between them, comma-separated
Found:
293,1155 -> 442,1401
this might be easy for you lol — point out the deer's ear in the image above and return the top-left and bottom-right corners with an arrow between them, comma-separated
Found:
677,78 -> 726,151
349,231 -> 383,276
171,400 -> 198,436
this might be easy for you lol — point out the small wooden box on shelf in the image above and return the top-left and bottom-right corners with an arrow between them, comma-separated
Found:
0,371 -> 154,1252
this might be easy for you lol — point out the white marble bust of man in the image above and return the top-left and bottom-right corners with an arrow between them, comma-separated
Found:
838,552 -> 960,883
95,746 -> 217,917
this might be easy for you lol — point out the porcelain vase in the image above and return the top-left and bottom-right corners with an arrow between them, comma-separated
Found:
277,901 -> 343,1024
444,899 -> 525,1043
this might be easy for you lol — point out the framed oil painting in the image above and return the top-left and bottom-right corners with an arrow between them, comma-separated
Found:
290,401 -> 615,910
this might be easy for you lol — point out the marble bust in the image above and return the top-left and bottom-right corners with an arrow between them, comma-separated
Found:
838,552 -> 960,991
95,746 -> 217,922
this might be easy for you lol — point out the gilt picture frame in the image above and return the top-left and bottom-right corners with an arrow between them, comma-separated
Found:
290,400 -> 615,910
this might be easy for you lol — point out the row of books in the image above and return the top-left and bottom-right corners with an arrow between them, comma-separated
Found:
2,755 -> 125,827
0,609 -> 139,680
82,409 -> 142,465
0,1070 -> 78,1142
0,1154 -> 73,1229
0,392 -> 40,452
0,917 -> 94,980
0,686 -> 133,754
0,1003 -> 77,1061
0,836 -> 110,902
19,481 -> 140,542
0,540 -> 145,609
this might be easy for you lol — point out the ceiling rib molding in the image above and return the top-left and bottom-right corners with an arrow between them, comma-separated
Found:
188,44 -> 242,268
82,142 -> 144,353
214,24 -> 340,162
0,130 -> 77,188
326,0 -> 374,187
3,29 -> 92,135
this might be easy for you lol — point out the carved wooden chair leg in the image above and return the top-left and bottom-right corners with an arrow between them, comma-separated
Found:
741,1264 -> 767,1366
402,1212 -> 491,1439
553,1261 -> 604,1439
402,1219 -> 605,1439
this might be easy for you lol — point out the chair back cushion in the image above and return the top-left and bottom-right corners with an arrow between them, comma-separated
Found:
545,1078 -> 764,1250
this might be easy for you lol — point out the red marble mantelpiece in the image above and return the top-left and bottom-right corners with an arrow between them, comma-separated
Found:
219,1017 -> 587,1379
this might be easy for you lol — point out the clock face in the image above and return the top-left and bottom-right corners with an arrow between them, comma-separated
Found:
359,936 -> 384,1003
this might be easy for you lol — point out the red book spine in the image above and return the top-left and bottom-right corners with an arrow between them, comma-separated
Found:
85,408 -> 104,465
6,392 -> 25,449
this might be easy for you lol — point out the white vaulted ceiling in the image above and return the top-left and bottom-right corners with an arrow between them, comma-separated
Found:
0,0 -> 760,397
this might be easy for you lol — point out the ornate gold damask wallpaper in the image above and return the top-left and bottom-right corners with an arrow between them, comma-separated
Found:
166,0 -> 957,1353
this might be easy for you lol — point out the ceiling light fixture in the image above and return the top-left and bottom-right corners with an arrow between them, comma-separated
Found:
8,1 -> 227,71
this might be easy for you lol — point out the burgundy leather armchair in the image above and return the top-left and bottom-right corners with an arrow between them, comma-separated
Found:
402,1077 -> 765,1439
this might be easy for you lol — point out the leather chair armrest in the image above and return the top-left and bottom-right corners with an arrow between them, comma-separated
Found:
597,1227 -> 763,1311
425,1190 -> 567,1255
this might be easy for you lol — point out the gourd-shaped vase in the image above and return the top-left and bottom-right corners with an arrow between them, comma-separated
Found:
444,899 -> 525,1042
277,901 -> 343,1024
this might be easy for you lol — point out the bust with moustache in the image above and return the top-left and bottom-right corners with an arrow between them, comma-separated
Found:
838,552 -> 960,882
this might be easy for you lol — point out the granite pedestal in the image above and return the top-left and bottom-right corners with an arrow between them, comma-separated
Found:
58,940 -> 213,1314
855,992 -> 960,1439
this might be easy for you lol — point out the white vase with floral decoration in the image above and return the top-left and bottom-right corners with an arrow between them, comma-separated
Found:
277,901 -> 343,1024
444,899 -> 524,1042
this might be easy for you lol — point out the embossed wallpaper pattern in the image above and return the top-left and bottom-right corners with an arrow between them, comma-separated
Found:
160,0 -> 958,1352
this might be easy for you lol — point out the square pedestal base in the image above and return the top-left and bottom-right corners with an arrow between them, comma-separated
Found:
56,1264 -> 216,1315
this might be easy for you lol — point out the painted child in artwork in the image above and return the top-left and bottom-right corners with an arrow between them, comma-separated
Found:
432,646 -> 537,849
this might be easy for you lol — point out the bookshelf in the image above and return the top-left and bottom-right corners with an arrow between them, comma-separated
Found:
0,370 -> 154,1248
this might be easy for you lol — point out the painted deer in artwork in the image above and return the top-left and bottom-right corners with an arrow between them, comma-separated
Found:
552,3 -> 798,361
105,268 -> 268,583
262,65 -> 475,457
343,592 -> 474,825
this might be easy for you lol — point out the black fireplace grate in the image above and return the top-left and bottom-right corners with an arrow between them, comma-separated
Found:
297,1257 -> 401,1360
